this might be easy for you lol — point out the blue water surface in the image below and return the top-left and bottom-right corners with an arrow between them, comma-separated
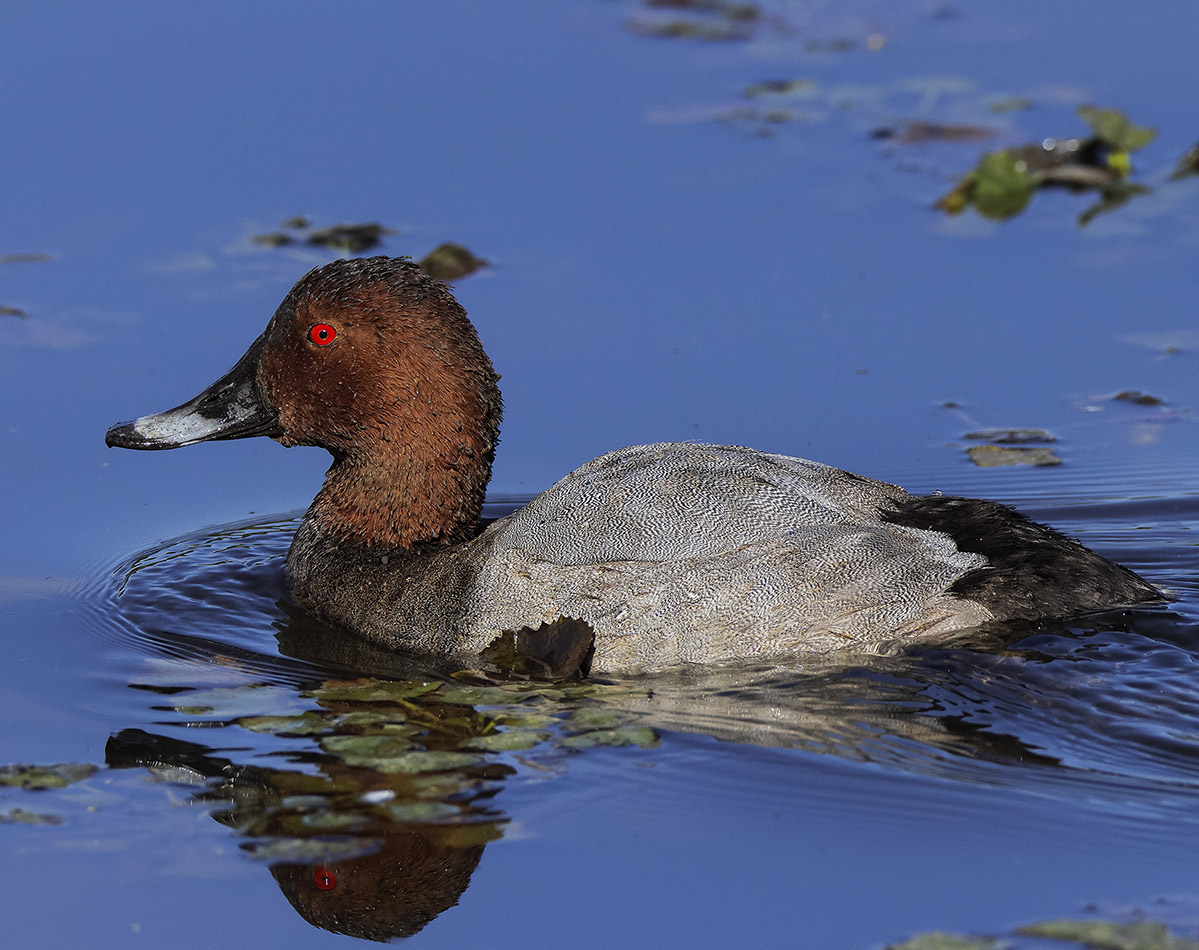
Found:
3,1 -> 1199,947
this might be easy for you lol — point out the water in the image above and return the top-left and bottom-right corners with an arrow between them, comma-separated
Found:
3,1 -> 1199,947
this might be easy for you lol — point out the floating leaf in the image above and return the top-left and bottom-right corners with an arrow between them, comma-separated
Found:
971,150 -> 1037,219
309,679 -> 440,703
988,96 -> 1033,114
306,222 -> 394,253
241,836 -> 381,864
561,725 -> 659,749
171,684 -> 282,718
320,734 -> 417,765
321,735 -> 482,774
0,253 -> 53,262
744,78 -> 818,98
378,800 -> 463,823
298,811 -> 369,831
963,428 -> 1056,444
238,710 -> 333,735
966,445 -> 1061,467
0,808 -> 63,825
564,706 -> 637,732
418,243 -> 489,281
887,934 -> 995,950
1077,105 -> 1157,152
249,232 -> 292,247
1169,143 -> 1199,180
0,762 -> 97,790
463,730 -> 549,752
1017,918 -> 1199,950
1113,390 -> 1164,406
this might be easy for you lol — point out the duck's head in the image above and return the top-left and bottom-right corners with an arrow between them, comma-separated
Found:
106,256 -> 502,548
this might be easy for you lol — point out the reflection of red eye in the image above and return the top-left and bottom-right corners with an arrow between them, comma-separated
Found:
309,324 -> 336,346
313,868 -> 338,890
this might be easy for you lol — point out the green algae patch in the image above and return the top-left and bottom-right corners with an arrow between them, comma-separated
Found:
319,733 -> 418,764
463,730 -> 549,752
1016,918 -> 1199,950
560,725 -> 659,749
892,915 -> 1199,950
238,710 -> 336,736
887,934 -> 996,950
0,808 -> 63,825
366,751 -> 484,775
307,679 -> 441,703
0,762 -> 97,790
627,0 -> 762,42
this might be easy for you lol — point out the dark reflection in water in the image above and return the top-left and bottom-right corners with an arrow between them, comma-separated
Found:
89,506 -> 1199,941
105,727 -> 499,941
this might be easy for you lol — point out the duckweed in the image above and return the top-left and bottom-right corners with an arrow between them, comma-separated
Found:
0,762 -> 96,790
1016,918 -> 1199,949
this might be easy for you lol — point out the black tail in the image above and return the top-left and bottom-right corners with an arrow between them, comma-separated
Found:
881,494 -> 1164,620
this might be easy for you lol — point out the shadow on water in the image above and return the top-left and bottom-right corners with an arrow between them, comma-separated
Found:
76,502 -> 1199,941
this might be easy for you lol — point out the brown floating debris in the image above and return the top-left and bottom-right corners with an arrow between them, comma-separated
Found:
306,223 -> 394,253
1,253 -> 53,263
875,120 -> 995,145
963,428 -> 1056,444
966,445 -> 1062,468
0,305 -> 28,319
250,232 -> 294,248
1112,389 -> 1164,406
418,243 -> 490,281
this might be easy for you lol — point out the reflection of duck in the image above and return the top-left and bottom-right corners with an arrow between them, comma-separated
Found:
105,727 -> 501,941
270,830 -> 486,942
106,257 -> 1162,672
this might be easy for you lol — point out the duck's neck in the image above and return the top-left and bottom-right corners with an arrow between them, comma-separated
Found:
305,444 -> 494,550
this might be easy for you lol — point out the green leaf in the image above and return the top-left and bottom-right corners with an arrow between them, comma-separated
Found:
971,150 -> 1036,219
463,730 -> 549,752
0,762 -> 97,790
1017,917 -> 1198,949
1077,105 -> 1157,152
0,808 -> 63,825
887,933 -> 995,950
238,710 -> 333,735
309,679 -> 440,703
561,725 -> 659,749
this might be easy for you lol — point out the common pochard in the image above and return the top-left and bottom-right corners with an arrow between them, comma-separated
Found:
106,256 -> 1162,673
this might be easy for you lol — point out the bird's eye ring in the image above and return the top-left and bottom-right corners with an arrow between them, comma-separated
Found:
309,324 -> 336,346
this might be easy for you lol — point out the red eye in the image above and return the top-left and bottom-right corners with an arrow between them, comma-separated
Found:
309,324 -> 337,346
313,868 -> 338,890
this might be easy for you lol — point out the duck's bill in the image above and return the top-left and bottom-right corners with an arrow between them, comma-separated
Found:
105,335 -> 281,450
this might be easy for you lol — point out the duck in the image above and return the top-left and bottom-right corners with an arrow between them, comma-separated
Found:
106,256 -> 1163,674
